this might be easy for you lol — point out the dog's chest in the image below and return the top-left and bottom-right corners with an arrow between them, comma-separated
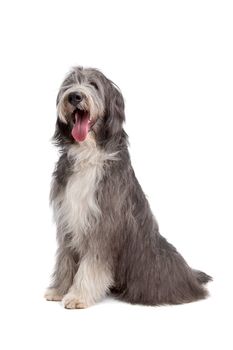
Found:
54,142 -> 106,239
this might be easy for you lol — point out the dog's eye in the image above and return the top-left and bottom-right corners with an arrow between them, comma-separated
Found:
90,82 -> 99,90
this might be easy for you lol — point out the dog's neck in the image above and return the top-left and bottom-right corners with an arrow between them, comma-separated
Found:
67,135 -> 120,168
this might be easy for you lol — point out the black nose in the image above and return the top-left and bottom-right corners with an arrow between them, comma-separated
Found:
68,92 -> 83,106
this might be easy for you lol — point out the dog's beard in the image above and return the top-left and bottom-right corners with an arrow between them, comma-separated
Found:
58,98 -> 98,143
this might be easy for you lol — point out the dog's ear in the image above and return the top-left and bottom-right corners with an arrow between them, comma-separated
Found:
52,118 -> 72,147
105,82 -> 125,138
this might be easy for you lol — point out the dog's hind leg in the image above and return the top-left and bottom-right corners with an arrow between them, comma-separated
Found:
116,232 -> 211,306
62,254 -> 113,309
44,246 -> 78,301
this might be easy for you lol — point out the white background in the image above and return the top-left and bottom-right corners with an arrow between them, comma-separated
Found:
0,0 -> 232,349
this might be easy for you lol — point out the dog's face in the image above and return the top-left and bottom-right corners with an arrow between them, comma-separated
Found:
55,67 -> 125,146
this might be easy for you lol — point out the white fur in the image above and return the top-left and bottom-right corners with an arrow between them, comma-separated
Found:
52,137 -> 117,252
44,288 -> 62,301
62,254 -> 113,308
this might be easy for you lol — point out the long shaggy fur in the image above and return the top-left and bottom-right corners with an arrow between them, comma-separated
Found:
45,66 -> 212,308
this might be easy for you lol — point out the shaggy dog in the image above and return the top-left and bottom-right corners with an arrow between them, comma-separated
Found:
45,67 -> 212,309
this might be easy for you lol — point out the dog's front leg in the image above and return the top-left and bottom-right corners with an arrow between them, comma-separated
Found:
44,246 -> 78,302
62,254 -> 113,309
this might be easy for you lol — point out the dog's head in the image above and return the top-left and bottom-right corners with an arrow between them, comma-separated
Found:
54,67 -> 125,147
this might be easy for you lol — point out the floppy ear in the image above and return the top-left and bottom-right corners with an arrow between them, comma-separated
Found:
105,83 -> 125,138
52,118 -> 72,147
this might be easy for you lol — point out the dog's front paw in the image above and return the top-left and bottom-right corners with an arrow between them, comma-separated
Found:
62,293 -> 88,309
44,288 -> 63,301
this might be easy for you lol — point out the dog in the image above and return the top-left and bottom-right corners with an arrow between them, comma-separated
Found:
45,66 -> 212,309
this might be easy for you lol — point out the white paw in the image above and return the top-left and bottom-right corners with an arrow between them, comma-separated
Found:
44,288 -> 63,301
62,293 -> 88,309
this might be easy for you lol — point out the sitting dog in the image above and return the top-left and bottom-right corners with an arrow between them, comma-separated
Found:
45,67 -> 212,308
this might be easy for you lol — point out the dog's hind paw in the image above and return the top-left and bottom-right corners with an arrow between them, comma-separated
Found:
44,288 -> 63,301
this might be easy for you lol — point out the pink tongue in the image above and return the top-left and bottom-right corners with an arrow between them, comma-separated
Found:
71,112 -> 89,142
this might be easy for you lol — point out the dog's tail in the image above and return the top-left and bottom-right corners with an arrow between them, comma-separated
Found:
193,269 -> 213,284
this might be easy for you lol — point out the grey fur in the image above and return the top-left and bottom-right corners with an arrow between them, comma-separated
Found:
47,66 -> 212,307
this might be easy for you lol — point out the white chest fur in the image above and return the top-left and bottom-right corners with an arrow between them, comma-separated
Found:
53,140 -> 117,243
